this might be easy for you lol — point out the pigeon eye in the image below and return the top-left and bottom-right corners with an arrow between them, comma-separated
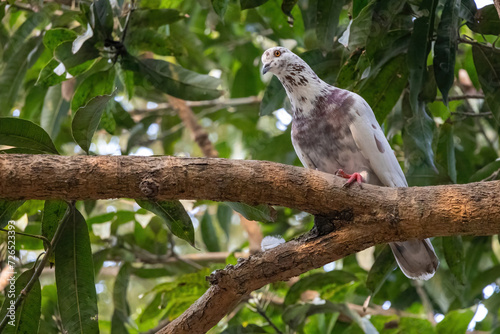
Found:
274,50 -> 281,57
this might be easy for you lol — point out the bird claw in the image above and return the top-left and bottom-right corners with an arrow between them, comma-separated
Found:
335,169 -> 364,188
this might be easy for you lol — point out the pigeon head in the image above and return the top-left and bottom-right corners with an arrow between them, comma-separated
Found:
261,47 -> 298,76
261,47 -> 329,114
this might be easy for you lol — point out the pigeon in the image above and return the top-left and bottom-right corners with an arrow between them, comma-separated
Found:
261,47 -> 439,280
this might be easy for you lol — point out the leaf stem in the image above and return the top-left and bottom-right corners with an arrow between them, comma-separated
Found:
435,94 -> 484,101
0,228 -> 51,249
0,202 -> 74,332
458,36 -> 500,52
255,305 -> 283,334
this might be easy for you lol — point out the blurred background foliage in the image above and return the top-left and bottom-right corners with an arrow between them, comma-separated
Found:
0,0 -> 500,333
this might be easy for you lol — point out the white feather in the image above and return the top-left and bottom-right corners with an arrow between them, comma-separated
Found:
348,94 -> 408,188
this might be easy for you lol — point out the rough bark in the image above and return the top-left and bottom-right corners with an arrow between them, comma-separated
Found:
2,154 -> 500,333
1,155 -> 499,226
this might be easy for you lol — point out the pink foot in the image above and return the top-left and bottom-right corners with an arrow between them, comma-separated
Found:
335,169 -> 364,188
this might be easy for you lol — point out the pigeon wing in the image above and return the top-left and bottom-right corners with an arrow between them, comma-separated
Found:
348,94 -> 408,188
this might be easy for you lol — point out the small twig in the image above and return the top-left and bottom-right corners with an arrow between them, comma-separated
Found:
451,111 -> 492,118
255,305 -> 283,334
413,281 -> 436,325
130,96 -> 261,116
168,95 -> 219,158
481,167 -> 500,182
436,94 -> 485,101
171,252 -> 204,270
476,117 -> 496,150
0,203 -> 74,332
459,36 -> 500,52
0,228 -> 51,249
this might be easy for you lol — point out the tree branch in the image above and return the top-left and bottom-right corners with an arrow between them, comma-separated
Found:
436,94 -> 485,101
130,96 -> 261,116
167,96 -> 219,158
1,155 -> 500,332
459,36 -> 500,51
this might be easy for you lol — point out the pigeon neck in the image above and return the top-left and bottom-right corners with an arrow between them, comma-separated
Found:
277,72 -> 330,118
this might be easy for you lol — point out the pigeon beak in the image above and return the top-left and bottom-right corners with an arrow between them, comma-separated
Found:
262,63 -> 270,75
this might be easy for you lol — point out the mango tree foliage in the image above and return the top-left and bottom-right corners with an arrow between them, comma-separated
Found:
0,0 -> 499,333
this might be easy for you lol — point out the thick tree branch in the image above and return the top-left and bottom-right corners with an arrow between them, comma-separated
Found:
1,155 -> 499,226
1,155 -> 500,333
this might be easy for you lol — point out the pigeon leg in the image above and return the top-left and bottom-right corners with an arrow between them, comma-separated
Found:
335,169 -> 363,188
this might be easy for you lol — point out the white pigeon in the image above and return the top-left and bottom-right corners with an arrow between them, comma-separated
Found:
261,46 -> 439,280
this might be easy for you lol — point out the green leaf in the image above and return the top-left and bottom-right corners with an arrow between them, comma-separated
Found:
240,0 -> 269,10
0,268 -> 41,334
315,0 -> 343,49
284,271 -> 358,306
472,45 -> 500,123
222,324 -> 268,334
111,263 -> 131,334
284,302 -> 378,333
364,1 -> 407,59
43,28 -> 78,51
436,309 -> 474,334
132,267 -> 176,279
366,245 -> 397,297
42,200 -> 67,264
359,54 -> 408,124
260,75 -> 286,116
100,105 -> 116,134
433,0 -> 460,105
121,54 -> 222,101
212,0 -> 229,19
22,85 -> 48,120
3,6 -> 53,62
281,0 -> 298,26
55,208 -> 99,334
442,236 -> 465,285
92,0 -> 114,40
336,49 -> 363,90
41,85 -> 70,139
469,159 -> 500,182
201,211 -> 220,252
39,284 -> 59,334
467,4 -> 500,35
0,200 -> 24,229
0,117 -> 59,154
338,1 -> 375,50
124,28 -> 183,56
72,68 -> 116,111
407,0 -> 438,114
71,92 -> 116,154
129,8 -> 186,28
0,36 -> 44,115
435,122 -> 457,183
54,40 -> 100,76
402,92 -> 438,185
217,203 -> 233,238
226,202 -> 276,222
459,0 -> 477,23
136,199 -> 195,246
37,58 -> 67,87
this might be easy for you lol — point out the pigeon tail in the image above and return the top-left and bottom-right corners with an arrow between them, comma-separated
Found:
389,239 -> 439,280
